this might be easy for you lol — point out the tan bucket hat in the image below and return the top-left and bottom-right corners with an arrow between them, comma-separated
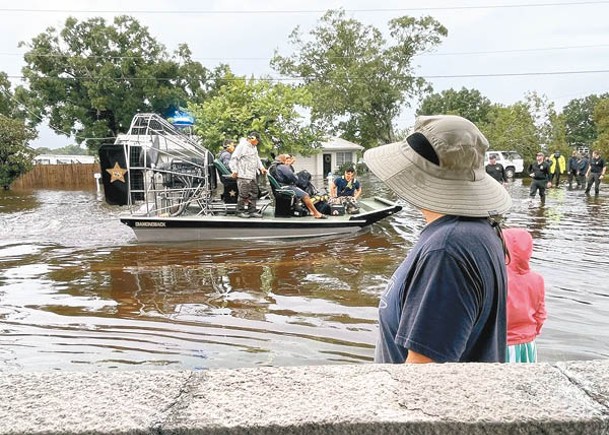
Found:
363,115 -> 512,217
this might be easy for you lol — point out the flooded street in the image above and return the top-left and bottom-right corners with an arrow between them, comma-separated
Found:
1,175 -> 608,370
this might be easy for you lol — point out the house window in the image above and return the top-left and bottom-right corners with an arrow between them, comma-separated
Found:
336,152 -> 354,167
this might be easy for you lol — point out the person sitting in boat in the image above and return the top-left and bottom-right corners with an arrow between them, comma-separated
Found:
285,155 -> 318,196
218,139 -> 236,168
272,154 -> 327,219
330,166 -> 362,214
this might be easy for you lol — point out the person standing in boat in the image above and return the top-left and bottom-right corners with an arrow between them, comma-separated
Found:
218,139 -> 236,168
229,131 -> 267,218
364,115 -> 512,364
503,228 -> 547,363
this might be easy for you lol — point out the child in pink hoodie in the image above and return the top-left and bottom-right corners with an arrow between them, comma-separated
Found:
503,228 -> 547,362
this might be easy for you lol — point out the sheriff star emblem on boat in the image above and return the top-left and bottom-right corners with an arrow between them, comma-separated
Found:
106,162 -> 128,183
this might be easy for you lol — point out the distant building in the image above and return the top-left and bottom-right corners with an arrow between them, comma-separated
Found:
292,137 -> 364,178
33,154 -> 96,165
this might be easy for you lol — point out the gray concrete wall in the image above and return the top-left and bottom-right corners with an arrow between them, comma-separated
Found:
2,360 -> 609,434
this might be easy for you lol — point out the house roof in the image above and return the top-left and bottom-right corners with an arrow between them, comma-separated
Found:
319,137 -> 364,152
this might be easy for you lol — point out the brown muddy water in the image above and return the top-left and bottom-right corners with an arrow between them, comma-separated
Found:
1,174 -> 608,371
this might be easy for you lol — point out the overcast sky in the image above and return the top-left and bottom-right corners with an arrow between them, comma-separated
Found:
2,0 -> 609,148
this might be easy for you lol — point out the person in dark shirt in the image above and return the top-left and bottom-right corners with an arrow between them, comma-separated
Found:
218,139 -> 235,168
585,150 -> 607,195
273,154 -> 327,219
330,167 -> 362,199
363,115 -> 512,364
528,152 -> 552,205
577,154 -> 589,189
567,151 -> 579,189
485,154 -> 507,184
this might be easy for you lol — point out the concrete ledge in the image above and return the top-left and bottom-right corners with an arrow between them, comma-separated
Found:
1,360 -> 609,434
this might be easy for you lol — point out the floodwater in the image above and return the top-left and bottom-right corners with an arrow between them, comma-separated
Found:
1,175 -> 608,371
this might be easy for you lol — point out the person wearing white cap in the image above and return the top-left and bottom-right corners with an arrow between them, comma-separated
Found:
363,115 -> 512,364
229,131 -> 268,218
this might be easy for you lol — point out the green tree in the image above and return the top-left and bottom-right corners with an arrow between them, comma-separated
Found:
562,93 -> 609,149
18,15 -> 226,153
480,103 -> 539,163
417,87 -> 493,125
34,144 -> 90,156
592,97 -> 609,158
524,91 -> 568,155
0,72 -> 29,120
188,76 -> 322,158
271,9 -> 447,147
0,115 -> 37,189
0,72 -> 16,117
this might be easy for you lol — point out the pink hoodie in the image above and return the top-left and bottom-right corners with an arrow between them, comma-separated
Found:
504,228 -> 547,346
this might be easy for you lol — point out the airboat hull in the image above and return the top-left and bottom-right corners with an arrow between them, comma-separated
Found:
100,113 -> 402,243
120,197 -> 402,243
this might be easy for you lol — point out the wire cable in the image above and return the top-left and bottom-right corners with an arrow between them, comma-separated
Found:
1,2 -> 609,14
6,68 -> 609,82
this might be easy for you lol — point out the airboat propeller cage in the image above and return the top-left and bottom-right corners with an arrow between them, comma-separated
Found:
99,113 -> 216,212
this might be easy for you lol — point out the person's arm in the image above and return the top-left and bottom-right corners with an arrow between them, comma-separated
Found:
229,144 -> 242,176
277,165 -> 298,185
501,165 -> 508,183
329,179 -> 337,197
353,180 -> 362,199
601,159 -> 607,177
534,278 -> 547,335
257,156 -> 267,174
405,350 -> 435,364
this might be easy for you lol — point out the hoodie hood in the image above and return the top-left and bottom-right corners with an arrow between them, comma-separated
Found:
504,228 -> 533,274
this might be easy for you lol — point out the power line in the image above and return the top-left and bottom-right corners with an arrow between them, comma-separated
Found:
425,69 -> 609,78
6,69 -> 609,82
422,44 -> 609,56
2,43 -> 609,63
0,87 -> 80,139
1,2 -> 608,14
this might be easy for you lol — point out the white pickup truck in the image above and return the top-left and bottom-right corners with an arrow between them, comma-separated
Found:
485,151 -> 524,178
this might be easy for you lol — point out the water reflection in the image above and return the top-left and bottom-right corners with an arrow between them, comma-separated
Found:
1,178 -> 608,370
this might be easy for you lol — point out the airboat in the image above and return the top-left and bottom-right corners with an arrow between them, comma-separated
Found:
98,113 -> 402,243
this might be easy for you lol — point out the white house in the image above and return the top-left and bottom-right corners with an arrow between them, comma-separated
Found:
33,154 -> 96,165
292,136 -> 364,178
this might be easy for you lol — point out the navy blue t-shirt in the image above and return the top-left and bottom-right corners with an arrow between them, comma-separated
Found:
333,176 -> 360,197
375,216 -> 507,363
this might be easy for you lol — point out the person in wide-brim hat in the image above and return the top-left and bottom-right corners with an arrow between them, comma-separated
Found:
363,115 -> 511,217
365,115 -> 512,365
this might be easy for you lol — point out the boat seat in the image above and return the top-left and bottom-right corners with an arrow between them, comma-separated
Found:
267,172 -> 306,218
213,158 -> 238,204
213,159 -> 232,182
